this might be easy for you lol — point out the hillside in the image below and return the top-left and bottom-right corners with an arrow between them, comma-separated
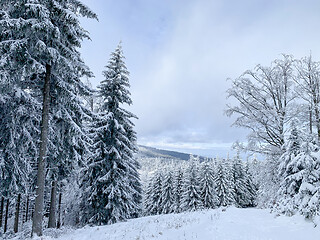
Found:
137,145 -> 206,161
19,207 -> 320,240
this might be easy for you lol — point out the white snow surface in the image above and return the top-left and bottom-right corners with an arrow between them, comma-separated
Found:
29,207 -> 320,240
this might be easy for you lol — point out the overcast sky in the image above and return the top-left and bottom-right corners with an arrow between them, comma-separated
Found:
80,0 -> 320,158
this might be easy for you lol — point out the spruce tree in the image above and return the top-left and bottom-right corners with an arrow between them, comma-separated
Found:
277,124 -> 301,216
199,161 -> 218,209
181,159 -> 203,211
214,159 -> 235,207
161,168 -> 175,214
243,161 -> 258,207
144,170 -> 163,215
83,43 -> 141,225
231,154 -> 248,207
173,167 -> 184,213
0,0 -> 97,235
296,140 -> 320,219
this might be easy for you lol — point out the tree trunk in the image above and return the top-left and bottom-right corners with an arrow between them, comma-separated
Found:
48,180 -> 57,228
32,64 -> 51,237
4,198 -> 9,233
25,195 -> 29,223
90,98 -> 94,112
14,193 -> 21,233
0,196 -> 4,228
314,103 -> 320,142
57,191 -> 62,229
309,105 -> 313,134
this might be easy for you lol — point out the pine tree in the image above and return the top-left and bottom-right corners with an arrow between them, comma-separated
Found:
199,161 -> 218,209
214,159 -> 234,207
277,124 -> 302,216
143,175 -> 154,216
295,140 -> 320,219
144,170 -> 163,215
0,0 -> 97,235
173,167 -> 184,213
256,155 -> 279,207
243,161 -> 258,207
161,168 -> 175,214
82,43 -> 141,225
181,159 -> 203,211
231,154 -> 248,208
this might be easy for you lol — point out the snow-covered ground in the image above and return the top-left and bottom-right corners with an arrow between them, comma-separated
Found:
15,207 -> 320,240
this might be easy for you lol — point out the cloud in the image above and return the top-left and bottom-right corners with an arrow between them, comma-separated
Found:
80,0 -> 320,157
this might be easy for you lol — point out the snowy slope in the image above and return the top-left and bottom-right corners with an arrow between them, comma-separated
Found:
137,145 -> 206,161
26,207 -> 320,240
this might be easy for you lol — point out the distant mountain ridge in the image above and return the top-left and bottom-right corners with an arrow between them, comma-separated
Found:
137,145 -> 206,161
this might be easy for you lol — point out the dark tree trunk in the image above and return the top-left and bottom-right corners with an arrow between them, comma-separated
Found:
57,191 -> 62,229
32,64 -> 51,237
25,195 -> 29,223
4,198 -> 9,233
14,193 -> 21,233
90,98 -> 94,112
48,180 -> 57,228
0,196 -> 4,228
310,106 -> 313,134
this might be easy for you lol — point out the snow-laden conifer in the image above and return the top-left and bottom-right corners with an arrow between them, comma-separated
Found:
296,140 -> 320,219
277,124 -> 302,216
82,43 -> 141,225
173,166 -> 184,213
199,160 -> 218,209
161,168 -> 175,214
181,158 -> 203,211
144,170 -> 163,215
231,154 -> 250,207
214,159 -> 235,207
243,161 -> 258,207
0,0 -> 97,235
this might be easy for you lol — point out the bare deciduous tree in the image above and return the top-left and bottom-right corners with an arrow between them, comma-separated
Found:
226,55 -> 296,155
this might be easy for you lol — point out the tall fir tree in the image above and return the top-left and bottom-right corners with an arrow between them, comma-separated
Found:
161,168 -> 175,214
199,161 -> 218,209
231,154 -> 248,208
173,166 -> 184,213
243,161 -> 258,207
82,43 -> 141,225
277,124 -> 302,216
0,0 -> 97,235
144,170 -> 163,215
181,159 -> 203,211
296,140 -> 320,219
214,159 -> 235,207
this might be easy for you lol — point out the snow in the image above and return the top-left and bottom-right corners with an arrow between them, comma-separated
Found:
24,207 -> 320,240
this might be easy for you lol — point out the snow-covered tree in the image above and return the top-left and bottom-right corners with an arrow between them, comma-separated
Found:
144,170 -> 163,215
0,0 -> 97,235
82,43 -> 141,225
294,55 -> 320,140
199,161 -> 218,209
161,168 -> 175,214
226,55 -> 296,155
243,161 -> 258,207
181,160 -> 203,211
214,159 -> 234,207
277,124 -> 302,215
231,154 -> 255,208
296,141 -> 320,219
173,166 -> 184,213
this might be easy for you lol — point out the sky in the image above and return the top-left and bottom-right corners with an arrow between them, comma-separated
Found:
80,0 -> 320,158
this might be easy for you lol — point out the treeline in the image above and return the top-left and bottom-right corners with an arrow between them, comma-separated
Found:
144,156 -> 257,215
0,1 -> 141,237
227,54 -> 320,223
